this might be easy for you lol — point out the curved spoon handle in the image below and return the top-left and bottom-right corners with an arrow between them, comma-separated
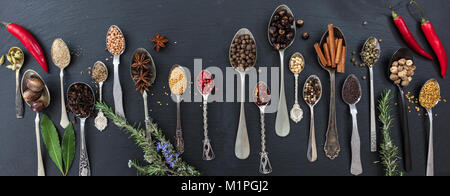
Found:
307,106 -> 317,162
398,88 -> 412,172
426,110 -> 434,176
15,71 -> 24,119
79,118 -> 91,176
275,50 -> 290,137
324,71 -> 340,159
60,70 -> 70,128
369,67 -> 376,152
235,75 -> 249,159
350,105 -> 362,175
113,55 -> 125,117
35,113 -> 45,176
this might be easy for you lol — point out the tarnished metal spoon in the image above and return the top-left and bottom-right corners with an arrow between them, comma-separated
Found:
92,61 -> 108,132
253,81 -> 272,174
196,70 -> 215,161
289,52 -> 304,123
169,65 -> 188,155
303,75 -> 322,163
11,47 -> 25,119
106,25 -> 126,117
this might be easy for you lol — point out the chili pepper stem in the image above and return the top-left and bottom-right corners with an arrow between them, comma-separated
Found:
389,6 -> 399,19
410,0 -> 428,24
0,21 -> 10,26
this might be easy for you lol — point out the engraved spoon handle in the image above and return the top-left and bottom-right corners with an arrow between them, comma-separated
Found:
202,98 -> 215,160
324,71 -> 340,159
79,118 -> 91,176
175,96 -> 184,155
369,67 -> 376,152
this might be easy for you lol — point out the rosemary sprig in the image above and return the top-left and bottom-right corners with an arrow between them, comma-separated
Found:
378,90 -> 403,176
96,102 -> 200,176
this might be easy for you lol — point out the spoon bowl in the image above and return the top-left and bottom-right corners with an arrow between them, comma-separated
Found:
361,37 -> 381,66
229,28 -> 257,73
420,79 -> 441,109
51,38 -> 71,69
342,74 -> 362,105
388,48 -> 414,87
289,52 -> 305,74
318,26 -> 347,73
67,82 -> 96,118
267,4 -> 296,50
196,70 -> 214,96
253,81 -> 271,108
303,75 -> 323,107
130,48 -> 157,88
93,61 -> 108,84
169,65 -> 188,96
21,70 -> 51,108
106,25 -> 126,56
9,47 -> 25,67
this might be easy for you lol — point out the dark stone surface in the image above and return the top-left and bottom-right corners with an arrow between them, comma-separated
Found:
0,0 -> 449,176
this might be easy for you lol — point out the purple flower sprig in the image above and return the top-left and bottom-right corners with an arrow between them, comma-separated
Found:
156,142 -> 179,168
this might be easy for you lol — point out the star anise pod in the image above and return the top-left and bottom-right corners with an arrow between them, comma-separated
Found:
131,53 -> 151,70
151,33 -> 168,52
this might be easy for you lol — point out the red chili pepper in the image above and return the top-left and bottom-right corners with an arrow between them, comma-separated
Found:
390,6 -> 433,60
1,21 -> 48,73
410,0 -> 447,78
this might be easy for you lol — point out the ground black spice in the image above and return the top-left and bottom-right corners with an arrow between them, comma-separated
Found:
342,75 -> 361,104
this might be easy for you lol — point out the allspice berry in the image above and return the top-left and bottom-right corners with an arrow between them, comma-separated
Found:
296,19 -> 304,28
302,32 -> 310,40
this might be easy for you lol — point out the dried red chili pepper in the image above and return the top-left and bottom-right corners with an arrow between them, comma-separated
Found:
1,22 -> 48,73
410,0 -> 447,78
389,6 -> 433,60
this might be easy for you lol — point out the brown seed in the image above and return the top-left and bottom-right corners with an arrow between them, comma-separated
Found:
296,19 -> 304,28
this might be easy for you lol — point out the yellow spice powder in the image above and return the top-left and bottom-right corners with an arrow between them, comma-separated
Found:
419,80 -> 440,109
169,67 -> 187,95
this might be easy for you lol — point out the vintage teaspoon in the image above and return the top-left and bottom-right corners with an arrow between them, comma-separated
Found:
11,47 -> 25,119
169,65 -> 188,155
289,52 -> 304,123
196,70 -> 215,160
303,75 -> 322,162
92,61 -> 108,132
106,25 -> 126,117
51,38 -> 71,128
253,82 -> 272,174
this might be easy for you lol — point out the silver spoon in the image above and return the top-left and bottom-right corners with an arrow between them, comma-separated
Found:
289,52 -> 304,123
51,38 -> 71,128
342,74 -> 363,176
106,25 -> 126,117
419,79 -> 440,176
253,82 -> 272,174
229,28 -> 257,159
67,82 -> 95,176
11,47 -> 25,119
196,70 -> 215,161
130,48 -> 156,140
268,4 -> 296,137
21,69 -> 50,176
169,65 -> 188,155
317,26 -> 346,159
361,37 -> 381,152
303,75 -> 322,163
92,61 -> 108,132
388,48 -> 413,172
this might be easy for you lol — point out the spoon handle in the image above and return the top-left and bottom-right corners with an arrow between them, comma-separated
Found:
235,75 -> 249,159
369,67 -> 376,152
99,82 -> 103,103
59,70 -> 70,128
79,118 -> 91,176
35,113 -> 45,176
398,88 -> 412,172
324,71 -> 340,159
294,74 -> 299,104
350,105 -> 362,175
426,110 -> 434,176
202,99 -> 215,161
275,50 -> 290,137
113,55 -> 125,117
259,111 -> 272,174
175,98 -> 184,155
143,92 -> 151,140
15,70 -> 24,119
307,106 -> 317,162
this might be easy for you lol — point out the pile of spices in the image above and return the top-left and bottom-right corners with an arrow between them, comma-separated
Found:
268,9 -> 295,50
360,37 -> 380,67
419,80 -> 441,110
51,39 -> 70,66
106,26 -> 125,55
303,77 -> 321,105
4,47 -> 24,71
151,33 -> 168,52
23,77 -> 46,112
254,82 -> 271,106
289,56 -> 305,73
197,70 -> 214,95
68,83 -> 95,118
91,62 -> 108,83
313,24 -> 346,73
169,66 -> 187,95
131,52 -> 152,93
389,58 -> 416,87
342,75 -> 361,104
229,34 -> 256,69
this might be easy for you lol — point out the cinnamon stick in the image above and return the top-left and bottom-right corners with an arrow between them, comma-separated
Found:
323,43 -> 331,66
328,24 -> 336,68
314,43 -> 327,67
335,38 -> 343,65
338,46 -> 347,73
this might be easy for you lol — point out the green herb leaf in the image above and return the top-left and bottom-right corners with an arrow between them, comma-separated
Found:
62,123 -> 76,176
41,114 -> 64,175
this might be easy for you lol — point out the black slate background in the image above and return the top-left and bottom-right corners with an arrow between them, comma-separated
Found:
0,0 -> 449,176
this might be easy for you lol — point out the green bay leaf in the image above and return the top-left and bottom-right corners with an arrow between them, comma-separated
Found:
62,123 -> 76,176
40,114 -> 64,175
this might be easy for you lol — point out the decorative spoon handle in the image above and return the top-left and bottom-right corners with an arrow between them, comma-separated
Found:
369,67 -> 376,152
426,110 -> 434,176
175,98 -> 184,155
398,87 -> 412,172
307,106 -> 317,162
275,49 -> 290,137
202,98 -> 214,161
350,105 -> 362,175
35,113 -> 45,176
113,55 -> 125,117
235,74 -> 249,159
324,71 -> 340,159
259,110 -> 272,174
79,118 -> 91,176
59,70 -> 70,128
15,70 -> 24,119
143,91 -> 151,140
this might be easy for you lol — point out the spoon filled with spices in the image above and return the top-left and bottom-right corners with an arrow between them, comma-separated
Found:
8,47 -> 25,119
229,28 -> 257,159
388,48 -> 414,172
106,25 -> 126,117
91,61 -> 108,132
289,52 -> 305,123
21,69 -> 51,176
303,75 -> 322,163
268,4 -> 296,137
342,74 -> 363,176
130,48 -> 156,139
419,79 -> 441,176
196,70 -> 215,161
169,65 -> 188,155
51,38 -> 71,128
360,37 -> 381,153
67,82 -> 95,176
253,82 -> 272,174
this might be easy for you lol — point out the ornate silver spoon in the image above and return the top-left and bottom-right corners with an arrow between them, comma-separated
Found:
253,82 -> 272,174
196,70 -> 215,161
